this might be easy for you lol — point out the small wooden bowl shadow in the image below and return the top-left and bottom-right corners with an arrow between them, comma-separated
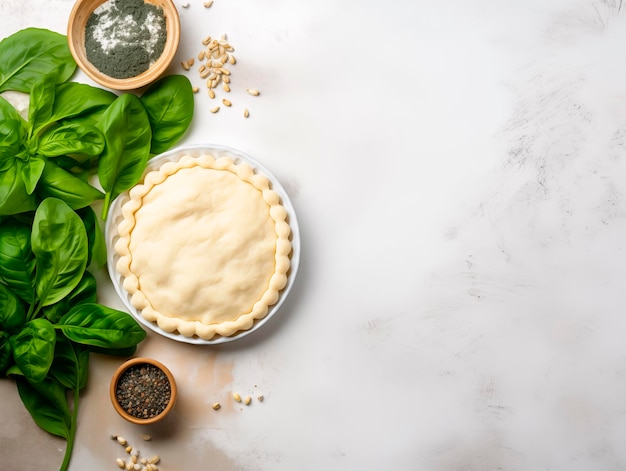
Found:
67,0 -> 180,90
110,357 -> 177,425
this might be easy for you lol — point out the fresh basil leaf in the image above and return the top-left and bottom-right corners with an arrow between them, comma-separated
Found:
36,160 -> 104,210
141,74 -> 194,154
15,375 -> 70,439
97,93 -> 151,219
0,283 -> 26,333
43,271 -> 97,324
37,122 -> 105,157
0,219 -> 35,303
50,335 -> 89,390
0,333 -> 12,375
28,75 -> 56,134
0,95 -> 27,167
58,303 -> 146,349
0,28 -> 76,93
53,82 -> 116,124
11,317 -> 56,383
76,206 -> 107,268
0,161 -> 37,216
18,155 -> 46,195
31,198 -> 88,307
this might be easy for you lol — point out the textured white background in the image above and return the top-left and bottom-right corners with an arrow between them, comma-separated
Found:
2,0 -> 626,470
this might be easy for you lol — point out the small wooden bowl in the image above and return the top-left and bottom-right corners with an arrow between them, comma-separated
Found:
110,357 -> 177,425
67,0 -> 180,90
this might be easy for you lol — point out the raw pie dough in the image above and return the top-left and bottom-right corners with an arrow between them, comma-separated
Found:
114,154 -> 291,339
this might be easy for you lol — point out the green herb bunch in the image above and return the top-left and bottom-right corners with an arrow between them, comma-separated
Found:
0,28 -> 195,471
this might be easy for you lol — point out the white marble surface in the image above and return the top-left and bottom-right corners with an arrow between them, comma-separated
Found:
2,0 -> 626,469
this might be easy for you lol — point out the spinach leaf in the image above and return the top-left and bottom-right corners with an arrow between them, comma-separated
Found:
37,122 -> 105,157
49,335 -> 89,390
58,303 -> 146,349
141,74 -> 194,154
0,28 -> 75,93
15,375 -> 71,438
97,93 -> 152,219
36,160 -> 104,210
0,219 -> 35,303
31,198 -> 88,308
11,317 -> 56,383
0,283 -> 26,333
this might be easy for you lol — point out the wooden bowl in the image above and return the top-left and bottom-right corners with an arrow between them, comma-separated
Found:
110,357 -> 177,425
67,0 -> 180,90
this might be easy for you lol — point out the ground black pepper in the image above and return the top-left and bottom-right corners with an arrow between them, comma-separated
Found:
116,363 -> 171,419
85,0 -> 167,79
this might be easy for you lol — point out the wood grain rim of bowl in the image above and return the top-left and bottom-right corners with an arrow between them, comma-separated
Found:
110,357 -> 177,425
67,0 -> 180,90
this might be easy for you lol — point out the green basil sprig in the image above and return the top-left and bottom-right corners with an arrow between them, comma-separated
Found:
0,198 -> 147,471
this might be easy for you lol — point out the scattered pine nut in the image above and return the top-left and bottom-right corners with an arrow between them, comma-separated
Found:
116,458 -> 125,469
140,434 -> 152,441
229,55 -> 236,65
208,89 -> 215,99
246,88 -> 260,96
204,0 -> 213,7
223,76 -> 230,84
192,87 -> 199,93
223,83 -> 230,92
218,67 -> 230,75
187,58 -> 195,67
221,33 -> 228,41
222,98 -> 232,107
210,106 -> 220,113
198,50 -> 205,61
125,446 -> 132,454
202,35 -> 212,45
257,394 -> 264,402
181,61 -> 190,71
117,436 -> 127,446
133,464 -> 141,471
244,108 -> 250,118
233,392 -> 241,402
244,396 -> 252,405
148,455 -> 161,465
212,402 -> 221,410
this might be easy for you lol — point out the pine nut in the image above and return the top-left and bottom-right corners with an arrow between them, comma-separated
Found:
222,98 -> 232,107
229,55 -> 236,65
244,396 -> 252,405
116,458 -> 125,469
223,83 -> 230,92
208,89 -> 215,99
233,392 -> 241,402
210,106 -> 220,113
257,394 -> 264,402
140,434 -> 152,441
246,88 -> 260,96
192,87 -> 199,93
212,402 -> 221,410
204,0 -> 213,7
148,455 -> 161,465
244,108 -> 249,118
117,436 -> 127,446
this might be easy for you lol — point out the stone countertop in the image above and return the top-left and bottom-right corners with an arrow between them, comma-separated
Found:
2,0 -> 626,469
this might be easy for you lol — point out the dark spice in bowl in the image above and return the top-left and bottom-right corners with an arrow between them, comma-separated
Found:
115,362 -> 171,419
85,0 -> 167,79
